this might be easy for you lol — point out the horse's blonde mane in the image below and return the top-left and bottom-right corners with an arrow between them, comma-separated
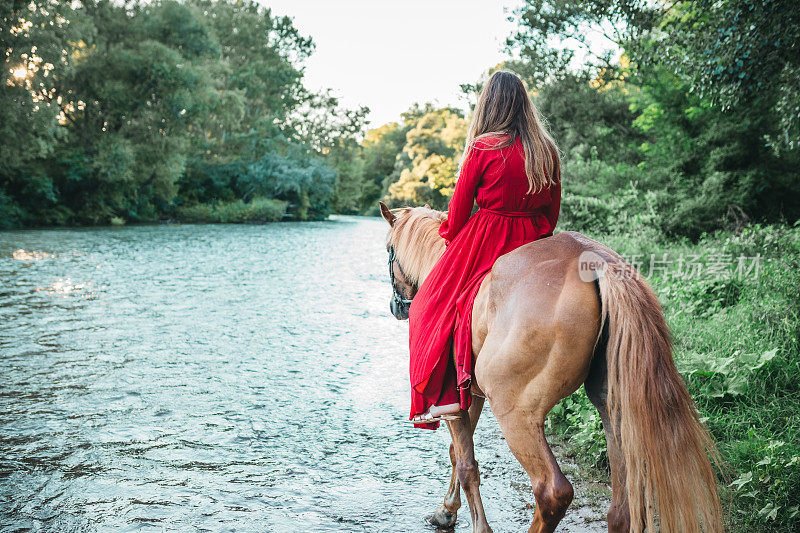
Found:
386,207 -> 447,286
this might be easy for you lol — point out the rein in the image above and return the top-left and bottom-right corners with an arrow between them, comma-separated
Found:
388,246 -> 414,306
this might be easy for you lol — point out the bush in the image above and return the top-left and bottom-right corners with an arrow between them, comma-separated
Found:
175,197 -> 287,224
560,181 -> 663,240
0,189 -> 24,229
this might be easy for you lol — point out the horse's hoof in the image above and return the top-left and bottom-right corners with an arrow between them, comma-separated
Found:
427,506 -> 457,529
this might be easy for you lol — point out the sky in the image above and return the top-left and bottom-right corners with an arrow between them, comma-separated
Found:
261,1 -> 522,128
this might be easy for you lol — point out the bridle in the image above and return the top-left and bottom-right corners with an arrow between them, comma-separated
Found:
388,246 -> 414,306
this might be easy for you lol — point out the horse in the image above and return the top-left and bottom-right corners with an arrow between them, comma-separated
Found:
379,202 -> 723,533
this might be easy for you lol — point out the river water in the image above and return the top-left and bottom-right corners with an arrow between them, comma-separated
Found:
0,216 -> 607,532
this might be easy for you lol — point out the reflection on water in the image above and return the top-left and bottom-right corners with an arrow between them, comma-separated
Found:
35,278 -> 93,297
12,249 -> 52,261
0,218 -> 605,532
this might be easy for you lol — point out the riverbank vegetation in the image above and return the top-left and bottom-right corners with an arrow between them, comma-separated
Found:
1,0 -> 366,226
4,1 -> 797,233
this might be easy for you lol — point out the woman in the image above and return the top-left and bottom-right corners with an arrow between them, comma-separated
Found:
408,71 -> 561,427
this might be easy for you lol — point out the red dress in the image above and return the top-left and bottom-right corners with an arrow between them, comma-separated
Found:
408,135 -> 561,428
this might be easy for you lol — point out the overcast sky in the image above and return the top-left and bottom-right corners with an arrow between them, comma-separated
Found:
261,1 -> 522,128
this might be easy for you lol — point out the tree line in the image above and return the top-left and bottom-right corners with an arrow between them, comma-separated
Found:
2,0 -> 798,240
1,0 -> 366,226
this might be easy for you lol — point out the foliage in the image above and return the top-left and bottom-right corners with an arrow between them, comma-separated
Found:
646,0 -> 800,147
386,107 -> 467,209
358,122 -> 409,215
495,0 -> 800,241
559,181 -> 661,240
505,0 -> 800,147
0,0 -> 363,227
624,68 -> 800,238
175,197 -> 286,223
547,388 -> 607,469
332,103 -> 467,214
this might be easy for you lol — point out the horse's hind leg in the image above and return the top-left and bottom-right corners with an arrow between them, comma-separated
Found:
494,408 -> 573,533
445,403 -> 493,533
429,395 -> 485,529
584,352 -> 631,533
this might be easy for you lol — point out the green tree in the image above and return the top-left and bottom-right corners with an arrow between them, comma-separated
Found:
1,0 -> 356,226
0,0 -> 85,226
626,67 -> 800,238
506,0 -> 800,237
386,106 -> 467,209
290,90 -> 369,215
646,0 -> 800,146
358,121 -> 408,213
177,0 -> 336,220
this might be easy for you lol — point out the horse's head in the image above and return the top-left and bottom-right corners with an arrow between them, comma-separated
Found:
379,201 -> 447,320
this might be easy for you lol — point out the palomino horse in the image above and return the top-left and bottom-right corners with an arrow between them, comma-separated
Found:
379,203 -> 723,533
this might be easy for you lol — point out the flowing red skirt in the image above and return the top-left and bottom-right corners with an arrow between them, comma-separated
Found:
407,209 -> 552,429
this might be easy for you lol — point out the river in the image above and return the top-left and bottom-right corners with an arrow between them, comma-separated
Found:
0,216 -> 608,532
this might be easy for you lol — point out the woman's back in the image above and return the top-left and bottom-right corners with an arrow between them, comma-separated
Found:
471,136 -> 557,214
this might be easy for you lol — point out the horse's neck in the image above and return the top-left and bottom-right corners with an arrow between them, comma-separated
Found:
414,230 -> 446,287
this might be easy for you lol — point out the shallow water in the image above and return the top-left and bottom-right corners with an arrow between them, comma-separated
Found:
0,216 -> 607,532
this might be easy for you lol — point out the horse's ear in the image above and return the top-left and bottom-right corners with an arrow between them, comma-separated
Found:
424,203 -> 431,209
379,201 -> 395,226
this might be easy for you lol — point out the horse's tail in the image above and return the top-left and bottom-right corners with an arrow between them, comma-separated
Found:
596,253 -> 723,532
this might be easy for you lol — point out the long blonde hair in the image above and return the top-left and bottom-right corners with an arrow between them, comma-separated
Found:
463,71 -> 560,193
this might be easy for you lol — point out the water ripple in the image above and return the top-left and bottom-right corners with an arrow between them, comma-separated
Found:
0,218 -> 606,532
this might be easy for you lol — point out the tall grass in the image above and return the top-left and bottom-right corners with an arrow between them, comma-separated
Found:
175,197 -> 287,224
548,223 -> 800,532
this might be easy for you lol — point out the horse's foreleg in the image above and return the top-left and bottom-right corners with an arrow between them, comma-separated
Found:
428,441 -> 460,528
445,401 -> 493,533
429,395 -> 485,529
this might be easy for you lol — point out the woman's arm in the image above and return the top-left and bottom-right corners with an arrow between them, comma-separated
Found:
545,179 -> 561,232
439,146 -> 483,244
544,153 -> 561,232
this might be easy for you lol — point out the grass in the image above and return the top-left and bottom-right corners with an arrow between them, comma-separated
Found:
175,197 -> 287,224
547,223 -> 800,532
